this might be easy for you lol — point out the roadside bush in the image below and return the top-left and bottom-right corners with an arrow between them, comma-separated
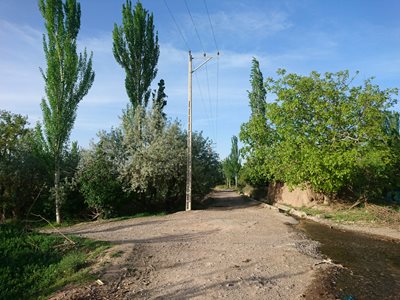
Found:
0,224 -> 108,299
76,129 -> 126,218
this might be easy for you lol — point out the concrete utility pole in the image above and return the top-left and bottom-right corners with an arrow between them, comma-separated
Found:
186,51 -> 213,211
186,51 -> 193,211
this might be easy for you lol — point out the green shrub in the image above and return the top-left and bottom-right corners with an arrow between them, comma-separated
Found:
0,224 -> 108,299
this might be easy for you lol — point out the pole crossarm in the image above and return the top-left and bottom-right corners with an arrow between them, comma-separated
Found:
192,56 -> 213,73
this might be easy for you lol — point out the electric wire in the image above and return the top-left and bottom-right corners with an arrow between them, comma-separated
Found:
163,0 -> 220,148
204,0 -> 220,148
184,0 -> 206,54
205,63 -> 215,142
163,0 -> 190,51
184,0 -> 214,141
203,0 -> 219,52
194,72 -> 212,124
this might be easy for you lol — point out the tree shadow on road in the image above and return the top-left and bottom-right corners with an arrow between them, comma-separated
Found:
62,220 -> 169,236
201,190 -> 261,211
129,268 -> 311,299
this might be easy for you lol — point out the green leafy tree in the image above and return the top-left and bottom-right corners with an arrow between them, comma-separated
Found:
192,132 -> 223,196
113,0 -> 160,111
222,158 -> 233,188
39,0 -> 95,223
240,58 -> 272,185
242,67 -> 398,201
77,129 -> 125,218
0,111 -> 28,220
229,136 -> 241,187
0,111 -> 51,221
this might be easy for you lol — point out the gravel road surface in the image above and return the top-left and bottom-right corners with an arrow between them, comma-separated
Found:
50,190 -> 323,299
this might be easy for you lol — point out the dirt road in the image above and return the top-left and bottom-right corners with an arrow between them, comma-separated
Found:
52,191 -> 324,299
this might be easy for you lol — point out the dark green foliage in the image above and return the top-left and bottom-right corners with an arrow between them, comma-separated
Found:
113,0 -> 160,110
0,111 -> 29,220
152,79 -> 168,119
0,111 -> 51,221
248,58 -> 266,116
39,0 -> 95,223
192,132 -> 223,197
0,224 -> 108,299
76,129 -> 126,218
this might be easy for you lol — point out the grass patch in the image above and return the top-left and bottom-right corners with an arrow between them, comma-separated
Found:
0,224 -> 109,300
29,218 -> 86,230
296,204 -> 400,225
111,250 -> 125,258
33,211 -> 168,229
297,206 -> 326,216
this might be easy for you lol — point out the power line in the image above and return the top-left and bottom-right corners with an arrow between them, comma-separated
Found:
194,71 -> 212,125
203,0 -> 219,52
163,0 -> 190,51
205,63 -> 215,141
184,0 -> 205,54
203,0 -> 220,148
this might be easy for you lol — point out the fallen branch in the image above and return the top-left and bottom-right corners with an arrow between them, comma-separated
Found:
348,197 -> 366,210
31,213 -> 76,245
25,183 -> 46,221
313,258 -> 345,269
348,200 -> 362,210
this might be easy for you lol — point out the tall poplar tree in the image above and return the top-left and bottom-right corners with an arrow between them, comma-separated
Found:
229,136 -> 241,188
39,0 -> 95,223
112,0 -> 160,111
248,58 -> 266,117
152,79 -> 167,118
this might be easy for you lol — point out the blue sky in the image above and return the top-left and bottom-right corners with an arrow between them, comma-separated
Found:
1,0 -> 400,159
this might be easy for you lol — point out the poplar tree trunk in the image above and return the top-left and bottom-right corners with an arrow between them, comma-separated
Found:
1,205 -> 5,223
55,160 -> 61,224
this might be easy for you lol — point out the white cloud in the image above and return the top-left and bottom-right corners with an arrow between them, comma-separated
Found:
79,32 -> 113,55
209,10 -> 291,37
0,20 -> 42,50
181,8 -> 291,48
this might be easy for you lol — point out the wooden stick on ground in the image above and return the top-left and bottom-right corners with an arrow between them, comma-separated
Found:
31,213 -> 76,245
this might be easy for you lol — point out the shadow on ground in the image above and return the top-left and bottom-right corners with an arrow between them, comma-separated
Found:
201,190 -> 260,211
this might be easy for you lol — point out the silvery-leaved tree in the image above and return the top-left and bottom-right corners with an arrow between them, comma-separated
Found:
39,0 -> 95,224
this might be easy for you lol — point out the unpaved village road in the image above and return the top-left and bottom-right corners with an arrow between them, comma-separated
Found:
52,191 -> 325,300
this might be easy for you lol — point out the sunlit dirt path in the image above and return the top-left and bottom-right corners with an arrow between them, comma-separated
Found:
51,190 -> 321,300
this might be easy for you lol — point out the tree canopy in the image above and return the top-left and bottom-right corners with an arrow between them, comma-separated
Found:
241,67 -> 399,200
113,0 -> 160,111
